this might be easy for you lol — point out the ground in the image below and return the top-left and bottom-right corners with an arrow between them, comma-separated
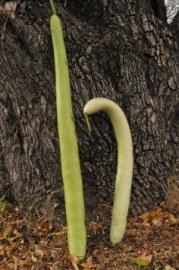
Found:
0,201 -> 179,270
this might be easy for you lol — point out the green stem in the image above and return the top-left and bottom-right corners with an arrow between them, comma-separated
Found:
83,97 -> 133,244
49,0 -> 57,15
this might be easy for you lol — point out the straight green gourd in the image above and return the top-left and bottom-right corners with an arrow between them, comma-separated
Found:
49,0 -> 86,259
84,98 -> 133,244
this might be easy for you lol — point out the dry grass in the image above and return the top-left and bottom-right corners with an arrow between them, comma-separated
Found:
165,175 -> 179,216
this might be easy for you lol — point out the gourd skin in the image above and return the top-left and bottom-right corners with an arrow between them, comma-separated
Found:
83,98 -> 133,244
50,11 -> 86,259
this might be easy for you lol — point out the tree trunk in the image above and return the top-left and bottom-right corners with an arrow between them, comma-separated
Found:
0,0 -> 179,220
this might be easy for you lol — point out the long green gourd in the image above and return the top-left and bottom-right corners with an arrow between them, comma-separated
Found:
49,0 -> 86,259
83,98 -> 133,244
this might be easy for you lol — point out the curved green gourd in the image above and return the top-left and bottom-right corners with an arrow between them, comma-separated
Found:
83,97 -> 133,244
49,0 -> 86,259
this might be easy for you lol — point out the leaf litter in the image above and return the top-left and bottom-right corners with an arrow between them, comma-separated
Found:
0,202 -> 179,269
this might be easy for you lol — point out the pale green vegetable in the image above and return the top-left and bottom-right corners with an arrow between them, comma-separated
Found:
83,98 -> 133,244
49,0 -> 86,259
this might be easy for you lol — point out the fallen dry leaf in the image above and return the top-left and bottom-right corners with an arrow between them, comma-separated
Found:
139,212 -> 151,222
161,229 -> 172,238
5,246 -> 13,256
1,263 -> 12,270
2,225 -> 12,238
81,256 -> 98,269
0,245 -> 5,256
164,264 -> 176,270
31,253 -> 38,263
152,217 -> 163,227
68,254 -> 80,270
8,231 -> 22,242
35,249 -> 45,259
131,251 -> 152,267
12,256 -> 19,270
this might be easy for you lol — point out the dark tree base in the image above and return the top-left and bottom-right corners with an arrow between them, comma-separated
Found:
0,0 -> 179,219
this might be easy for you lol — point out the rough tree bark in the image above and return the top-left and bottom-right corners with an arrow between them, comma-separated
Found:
0,0 -> 179,221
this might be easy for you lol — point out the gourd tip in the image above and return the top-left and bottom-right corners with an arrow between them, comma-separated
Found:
49,0 -> 57,15
84,113 -> 92,132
